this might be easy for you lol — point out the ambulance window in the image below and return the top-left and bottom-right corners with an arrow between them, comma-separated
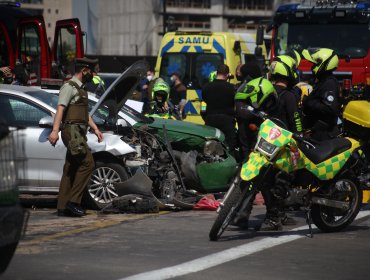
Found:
193,54 -> 222,89
55,26 -> 77,78
159,53 -> 187,84
276,23 -> 289,54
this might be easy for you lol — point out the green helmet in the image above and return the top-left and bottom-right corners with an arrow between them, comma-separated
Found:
235,77 -> 276,109
285,49 -> 301,67
152,78 -> 170,100
302,48 -> 338,76
269,55 -> 298,83
208,71 -> 217,82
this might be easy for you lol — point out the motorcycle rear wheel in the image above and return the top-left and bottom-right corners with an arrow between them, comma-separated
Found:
209,177 -> 254,241
311,178 -> 362,232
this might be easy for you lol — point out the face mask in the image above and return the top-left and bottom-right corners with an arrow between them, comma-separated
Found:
147,75 -> 153,82
82,71 -> 93,84
236,74 -> 243,81
170,76 -> 176,82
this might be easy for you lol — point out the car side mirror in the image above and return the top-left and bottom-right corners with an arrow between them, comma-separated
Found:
39,116 -> 54,128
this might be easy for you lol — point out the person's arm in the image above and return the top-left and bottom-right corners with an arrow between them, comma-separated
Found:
202,84 -> 209,103
178,85 -> 187,115
304,92 -> 338,116
48,105 -> 65,146
304,80 -> 340,116
88,115 -> 104,142
163,101 -> 169,111
284,92 -> 303,133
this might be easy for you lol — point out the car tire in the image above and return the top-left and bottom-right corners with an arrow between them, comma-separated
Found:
83,161 -> 129,210
0,243 -> 18,273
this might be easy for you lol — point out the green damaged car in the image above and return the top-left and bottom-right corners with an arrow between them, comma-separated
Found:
135,113 -> 237,193
92,60 -> 238,194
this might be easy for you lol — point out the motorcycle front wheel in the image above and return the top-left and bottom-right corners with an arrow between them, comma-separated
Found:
209,177 -> 255,241
311,177 -> 362,232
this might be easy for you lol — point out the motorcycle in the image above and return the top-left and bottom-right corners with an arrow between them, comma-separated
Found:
209,106 -> 366,241
341,99 -> 370,191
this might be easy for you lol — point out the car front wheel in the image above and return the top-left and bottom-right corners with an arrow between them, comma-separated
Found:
83,161 -> 129,210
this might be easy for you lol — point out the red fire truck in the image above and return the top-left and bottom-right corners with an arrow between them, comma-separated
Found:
269,0 -> 370,88
0,2 -> 84,85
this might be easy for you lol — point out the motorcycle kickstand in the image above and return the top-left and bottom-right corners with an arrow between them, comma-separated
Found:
305,207 -> 314,238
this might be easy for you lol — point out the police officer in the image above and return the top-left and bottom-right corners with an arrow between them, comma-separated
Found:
270,55 -> 303,135
284,49 -> 313,109
235,61 -> 263,160
233,77 -> 279,229
254,55 -> 303,231
203,64 -> 237,152
301,48 -> 340,140
48,57 -> 104,217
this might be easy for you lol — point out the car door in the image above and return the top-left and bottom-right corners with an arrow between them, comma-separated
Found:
0,92 -> 65,192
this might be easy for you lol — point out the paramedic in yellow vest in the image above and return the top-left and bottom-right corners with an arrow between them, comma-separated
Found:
48,57 -> 104,217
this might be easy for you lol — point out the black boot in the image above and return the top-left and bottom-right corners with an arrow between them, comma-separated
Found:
65,202 -> 85,217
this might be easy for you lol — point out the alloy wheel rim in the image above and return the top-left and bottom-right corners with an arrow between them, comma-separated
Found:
88,167 -> 120,204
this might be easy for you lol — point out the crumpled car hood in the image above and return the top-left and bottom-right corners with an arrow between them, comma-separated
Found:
87,133 -> 135,156
147,118 -> 224,140
135,118 -> 225,151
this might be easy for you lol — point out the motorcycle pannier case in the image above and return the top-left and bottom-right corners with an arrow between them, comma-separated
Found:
343,100 -> 370,141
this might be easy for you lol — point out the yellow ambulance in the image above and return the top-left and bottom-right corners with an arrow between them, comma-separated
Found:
155,31 -> 266,124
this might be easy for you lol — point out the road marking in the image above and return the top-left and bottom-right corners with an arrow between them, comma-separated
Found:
120,210 -> 370,280
19,212 -> 169,247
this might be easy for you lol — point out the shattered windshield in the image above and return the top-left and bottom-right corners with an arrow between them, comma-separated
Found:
275,23 -> 370,58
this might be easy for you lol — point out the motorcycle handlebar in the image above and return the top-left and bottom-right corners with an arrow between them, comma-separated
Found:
246,105 -> 268,119
292,133 -> 304,142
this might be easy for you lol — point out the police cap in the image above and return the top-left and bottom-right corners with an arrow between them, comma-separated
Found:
75,57 -> 99,71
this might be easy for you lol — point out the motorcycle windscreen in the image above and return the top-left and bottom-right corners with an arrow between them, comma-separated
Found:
240,152 -> 269,181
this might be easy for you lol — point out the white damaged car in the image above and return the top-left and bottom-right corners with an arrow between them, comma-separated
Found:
0,61 -> 187,209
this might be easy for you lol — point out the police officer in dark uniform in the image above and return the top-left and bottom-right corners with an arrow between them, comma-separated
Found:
301,48 -> 340,140
255,55 -> 303,231
270,55 -> 303,135
48,57 -> 104,217
234,61 -> 263,160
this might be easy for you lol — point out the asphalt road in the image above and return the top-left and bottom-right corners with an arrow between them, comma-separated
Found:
2,199 -> 370,280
